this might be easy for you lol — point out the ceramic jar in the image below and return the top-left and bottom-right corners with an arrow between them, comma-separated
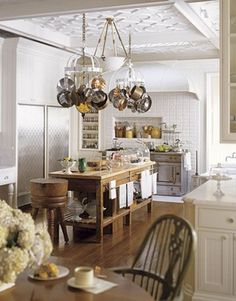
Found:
151,127 -> 161,139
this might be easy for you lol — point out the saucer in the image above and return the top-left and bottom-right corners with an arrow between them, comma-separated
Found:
67,277 -> 97,289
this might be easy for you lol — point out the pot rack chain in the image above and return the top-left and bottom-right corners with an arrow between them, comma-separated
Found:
128,31 -> 132,79
82,13 -> 86,84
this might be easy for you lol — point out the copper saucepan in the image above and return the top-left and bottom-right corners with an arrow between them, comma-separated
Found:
130,85 -> 145,101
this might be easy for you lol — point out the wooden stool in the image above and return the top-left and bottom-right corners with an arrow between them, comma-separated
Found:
30,178 -> 69,244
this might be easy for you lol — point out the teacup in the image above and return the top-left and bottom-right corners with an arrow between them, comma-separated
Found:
74,266 -> 94,287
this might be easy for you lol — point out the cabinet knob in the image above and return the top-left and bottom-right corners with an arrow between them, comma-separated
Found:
222,236 -> 227,240
227,217 -> 234,223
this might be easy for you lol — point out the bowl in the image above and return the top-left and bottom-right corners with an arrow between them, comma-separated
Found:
58,159 -> 76,174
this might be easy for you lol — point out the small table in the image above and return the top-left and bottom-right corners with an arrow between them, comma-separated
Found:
0,260 -> 154,301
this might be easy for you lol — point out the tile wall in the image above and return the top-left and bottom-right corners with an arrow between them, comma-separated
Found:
100,91 -> 199,174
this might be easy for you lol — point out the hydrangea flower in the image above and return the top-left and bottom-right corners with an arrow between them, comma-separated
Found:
0,200 -> 53,284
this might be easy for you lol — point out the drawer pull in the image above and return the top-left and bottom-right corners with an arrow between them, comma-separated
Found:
227,218 -> 234,223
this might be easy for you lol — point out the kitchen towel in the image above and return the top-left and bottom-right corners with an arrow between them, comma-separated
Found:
126,182 -> 134,206
109,180 -> 117,199
141,170 -> 152,199
152,173 -> 157,194
184,152 -> 192,171
119,184 -> 127,208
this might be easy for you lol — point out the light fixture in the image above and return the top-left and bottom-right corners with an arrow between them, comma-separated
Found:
94,17 -> 128,72
56,14 -> 108,116
108,33 -> 152,113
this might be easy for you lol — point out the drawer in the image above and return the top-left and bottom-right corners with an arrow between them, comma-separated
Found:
0,167 -> 16,186
150,154 -> 182,163
198,208 -> 236,230
157,185 -> 182,196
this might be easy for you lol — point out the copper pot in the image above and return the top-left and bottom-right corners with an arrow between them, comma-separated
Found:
130,85 -> 145,101
75,102 -> 92,114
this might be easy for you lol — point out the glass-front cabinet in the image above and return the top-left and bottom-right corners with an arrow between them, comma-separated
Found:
221,0 -> 236,142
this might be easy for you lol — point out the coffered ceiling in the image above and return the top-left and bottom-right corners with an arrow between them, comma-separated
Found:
0,0 -> 219,61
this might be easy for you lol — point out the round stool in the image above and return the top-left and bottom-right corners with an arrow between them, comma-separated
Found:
30,178 -> 69,244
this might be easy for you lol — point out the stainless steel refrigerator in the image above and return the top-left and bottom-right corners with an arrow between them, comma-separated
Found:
17,104 -> 70,207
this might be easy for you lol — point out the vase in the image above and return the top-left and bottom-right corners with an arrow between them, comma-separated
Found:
0,282 -> 15,292
78,158 -> 87,173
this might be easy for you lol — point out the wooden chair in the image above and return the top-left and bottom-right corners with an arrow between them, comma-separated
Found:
112,214 -> 196,301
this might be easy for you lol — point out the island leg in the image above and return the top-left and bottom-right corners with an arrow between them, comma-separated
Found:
96,182 -> 103,243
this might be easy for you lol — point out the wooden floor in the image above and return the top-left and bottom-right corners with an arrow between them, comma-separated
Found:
53,201 -> 184,269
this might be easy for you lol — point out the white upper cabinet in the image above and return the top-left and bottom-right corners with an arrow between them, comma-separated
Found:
221,0 -> 236,142
15,38 -> 69,105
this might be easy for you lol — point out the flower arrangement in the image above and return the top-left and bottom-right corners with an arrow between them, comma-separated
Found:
0,200 -> 52,284
58,157 -> 76,174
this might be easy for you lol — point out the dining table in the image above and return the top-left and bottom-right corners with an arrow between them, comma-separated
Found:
0,258 -> 154,301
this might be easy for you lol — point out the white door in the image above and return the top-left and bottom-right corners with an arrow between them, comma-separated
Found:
197,231 -> 233,294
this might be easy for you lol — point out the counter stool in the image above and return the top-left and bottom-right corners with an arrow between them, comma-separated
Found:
30,178 -> 69,244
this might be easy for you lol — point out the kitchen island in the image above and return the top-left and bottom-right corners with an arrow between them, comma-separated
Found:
183,178 -> 236,301
50,161 -> 155,243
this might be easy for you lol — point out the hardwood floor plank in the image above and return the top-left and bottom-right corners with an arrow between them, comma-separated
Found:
52,202 -> 184,268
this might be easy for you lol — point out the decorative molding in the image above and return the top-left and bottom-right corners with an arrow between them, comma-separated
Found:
0,1 -> 219,61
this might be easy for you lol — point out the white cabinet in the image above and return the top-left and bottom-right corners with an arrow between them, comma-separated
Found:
198,230 -> 233,295
16,38 -> 68,105
184,203 -> 236,301
221,0 -> 236,142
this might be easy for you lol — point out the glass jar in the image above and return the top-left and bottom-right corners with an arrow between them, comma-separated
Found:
125,128 -> 133,138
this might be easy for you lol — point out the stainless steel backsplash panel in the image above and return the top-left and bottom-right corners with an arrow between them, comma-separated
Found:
18,105 -> 44,206
47,106 -> 69,173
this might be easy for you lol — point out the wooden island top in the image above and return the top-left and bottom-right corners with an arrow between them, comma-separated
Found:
50,161 -> 155,181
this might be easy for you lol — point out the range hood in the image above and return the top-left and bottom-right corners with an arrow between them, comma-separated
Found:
130,62 -> 199,99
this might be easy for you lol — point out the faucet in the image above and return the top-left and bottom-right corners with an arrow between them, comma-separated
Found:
225,152 -> 236,161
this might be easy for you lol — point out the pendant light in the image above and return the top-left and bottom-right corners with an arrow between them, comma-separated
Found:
94,17 -> 128,73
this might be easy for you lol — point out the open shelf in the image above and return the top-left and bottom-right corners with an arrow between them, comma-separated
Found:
80,108 -> 100,150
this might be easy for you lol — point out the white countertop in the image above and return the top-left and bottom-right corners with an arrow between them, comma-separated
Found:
183,177 -> 236,206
